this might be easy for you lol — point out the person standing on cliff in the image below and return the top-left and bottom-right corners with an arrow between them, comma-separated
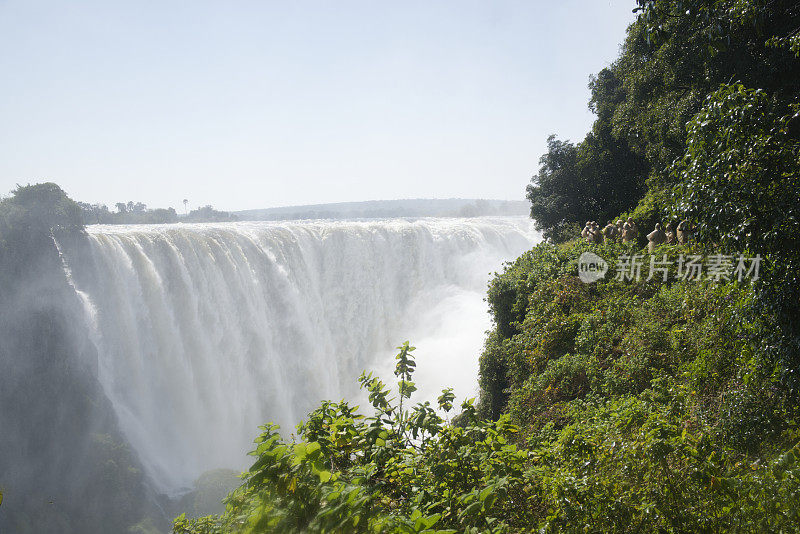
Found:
582,221 -> 593,242
665,223 -> 676,245
677,220 -> 692,244
647,223 -> 666,252
603,221 -> 617,242
622,217 -> 638,243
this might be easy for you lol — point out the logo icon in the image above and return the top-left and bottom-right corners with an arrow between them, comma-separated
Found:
578,252 -> 608,283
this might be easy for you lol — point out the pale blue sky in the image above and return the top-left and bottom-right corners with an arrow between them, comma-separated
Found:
0,1 -> 634,211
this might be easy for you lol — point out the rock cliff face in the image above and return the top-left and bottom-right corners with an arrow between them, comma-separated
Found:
0,231 -> 160,533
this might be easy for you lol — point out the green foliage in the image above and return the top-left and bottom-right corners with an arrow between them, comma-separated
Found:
525,132 -> 646,243
511,14 -> 800,529
185,205 -> 238,223
78,200 -> 237,224
479,236 -> 781,429
175,469 -> 242,520
173,343 -> 532,533
466,232 -> 800,530
80,201 -> 180,224
670,82 -> 800,391
529,391 -> 800,533
635,0 -> 800,61
176,331 -> 800,532
0,182 -> 84,249
0,182 -> 86,283
672,84 -> 800,256
527,0 -> 800,242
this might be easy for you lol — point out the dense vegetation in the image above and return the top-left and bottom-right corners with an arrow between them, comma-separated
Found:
174,268 -> 800,531
79,200 -> 237,224
527,0 -> 799,243
173,1 -> 800,532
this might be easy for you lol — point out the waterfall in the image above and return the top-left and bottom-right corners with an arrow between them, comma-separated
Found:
60,217 -> 538,493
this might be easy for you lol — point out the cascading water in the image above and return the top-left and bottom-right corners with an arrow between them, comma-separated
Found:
60,217 -> 539,493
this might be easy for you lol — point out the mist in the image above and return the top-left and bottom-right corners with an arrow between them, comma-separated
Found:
59,218 -> 537,492
0,193 -> 538,531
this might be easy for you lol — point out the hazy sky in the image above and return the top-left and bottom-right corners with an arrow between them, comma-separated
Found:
0,1 -> 635,211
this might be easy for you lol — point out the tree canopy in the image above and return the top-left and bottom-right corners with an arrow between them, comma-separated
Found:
527,0 -> 800,242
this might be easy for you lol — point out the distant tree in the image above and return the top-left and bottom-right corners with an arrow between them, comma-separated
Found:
185,205 -> 237,223
78,202 -> 113,224
100,200 -> 180,224
125,201 -> 146,213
